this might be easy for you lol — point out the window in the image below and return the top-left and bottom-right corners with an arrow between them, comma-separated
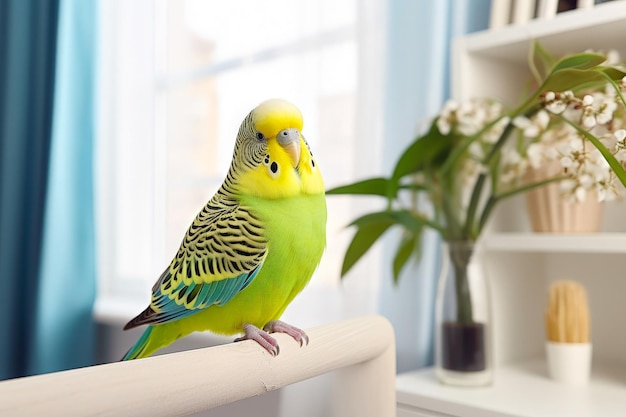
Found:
95,0 -> 386,326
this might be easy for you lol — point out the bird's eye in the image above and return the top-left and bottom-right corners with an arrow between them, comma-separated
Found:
256,132 -> 265,141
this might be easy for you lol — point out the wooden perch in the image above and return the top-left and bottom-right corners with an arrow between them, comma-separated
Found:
0,315 -> 396,417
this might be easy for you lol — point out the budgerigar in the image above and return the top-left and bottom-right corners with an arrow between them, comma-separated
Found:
122,99 -> 326,360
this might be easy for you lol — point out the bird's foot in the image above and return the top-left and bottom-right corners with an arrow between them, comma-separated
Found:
263,320 -> 309,347
234,321 -> 309,356
235,324 -> 280,356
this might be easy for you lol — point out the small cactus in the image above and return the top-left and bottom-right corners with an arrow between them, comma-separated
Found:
545,280 -> 590,343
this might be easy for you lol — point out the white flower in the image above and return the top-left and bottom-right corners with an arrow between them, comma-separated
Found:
514,111 -> 550,140
437,117 -> 451,135
499,148 -> 530,187
615,148 -> 626,163
582,113 -> 597,128
527,143 -> 545,169
546,102 -> 567,114
582,91 -> 619,127
436,99 -> 460,135
468,141 -> 484,159
536,110 -> 550,129
567,138 -> 584,152
560,156 -> 574,168
436,98 -> 507,141
579,173 -> 594,188
575,186 -> 587,202
590,149 -> 610,171
596,99 -> 617,125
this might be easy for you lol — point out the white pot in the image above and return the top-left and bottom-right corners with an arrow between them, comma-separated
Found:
545,341 -> 592,385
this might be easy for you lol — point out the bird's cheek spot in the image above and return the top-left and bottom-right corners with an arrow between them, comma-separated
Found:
268,161 -> 280,178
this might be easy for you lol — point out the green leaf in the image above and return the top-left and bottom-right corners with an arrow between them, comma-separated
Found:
540,54 -> 625,96
599,66 -> 626,84
350,210 -> 417,230
341,216 -> 394,277
353,209 -> 445,234
392,233 -> 419,285
385,210 -> 432,233
542,68 -> 611,94
398,183 -> 430,192
560,116 -> 626,189
326,177 -> 392,197
529,40 -> 556,83
392,119 -> 454,180
341,209 -> 444,277
550,52 -> 606,74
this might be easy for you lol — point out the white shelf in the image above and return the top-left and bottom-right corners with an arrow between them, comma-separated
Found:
426,4 -> 626,417
397,359 -> 626,417
481,233 -> 626,254
458,1 -> 626,64
452,1 -> 626,105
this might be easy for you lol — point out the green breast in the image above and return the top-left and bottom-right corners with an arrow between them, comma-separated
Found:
238,192 -> 327,321
242,192 -> 327,272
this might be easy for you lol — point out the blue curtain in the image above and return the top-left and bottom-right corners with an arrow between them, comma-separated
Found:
0,0 -> 60,380
31,0 -> 98,375
0,0 -> 97,379
379,0 -> 490,373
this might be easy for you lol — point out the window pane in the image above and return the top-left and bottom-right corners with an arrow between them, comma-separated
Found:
98,0 -> 362,297
163,8 -> 358,286
182,0 -> 356,65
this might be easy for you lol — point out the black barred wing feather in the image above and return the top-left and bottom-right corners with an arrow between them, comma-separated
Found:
124,198 -> 267,329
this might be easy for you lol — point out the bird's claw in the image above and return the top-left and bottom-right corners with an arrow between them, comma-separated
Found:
235,321 -> 309,356
235,324 -> 280,356
264,320 -> 309,347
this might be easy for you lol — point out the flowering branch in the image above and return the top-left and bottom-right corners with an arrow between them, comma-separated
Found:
327,43 -> 626,283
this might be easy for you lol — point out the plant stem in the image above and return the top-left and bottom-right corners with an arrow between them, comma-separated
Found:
462,122 -> 517,239
448,241 -> 474,324
477,176 -> 567,233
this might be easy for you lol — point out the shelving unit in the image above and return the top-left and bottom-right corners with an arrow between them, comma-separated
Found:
482,232 -> 626,253
397,3 -> 626,416
397,359 -> 626,417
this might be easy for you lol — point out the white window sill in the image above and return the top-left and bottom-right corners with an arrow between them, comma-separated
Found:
93,294 -> 235,345
93,294 -> 151,325
92,285 -> 358,340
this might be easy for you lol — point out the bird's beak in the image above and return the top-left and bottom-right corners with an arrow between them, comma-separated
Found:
277,128 -> 301,168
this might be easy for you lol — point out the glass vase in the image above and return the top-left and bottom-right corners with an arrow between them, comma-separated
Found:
435,240 -> 493,386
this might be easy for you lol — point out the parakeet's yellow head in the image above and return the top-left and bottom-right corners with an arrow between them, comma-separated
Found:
232,99 -> 324,199
252,99 -> 303,169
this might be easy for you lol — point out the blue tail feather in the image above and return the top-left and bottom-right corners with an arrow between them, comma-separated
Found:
122,326 -> 154,361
